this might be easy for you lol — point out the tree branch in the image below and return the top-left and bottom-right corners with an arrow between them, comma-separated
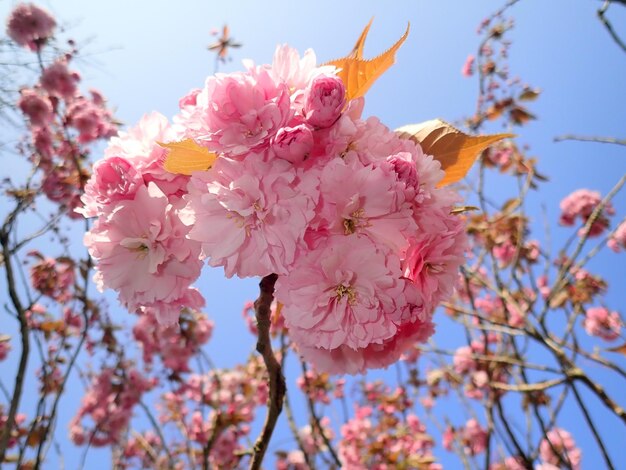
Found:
249,274 -> 285,470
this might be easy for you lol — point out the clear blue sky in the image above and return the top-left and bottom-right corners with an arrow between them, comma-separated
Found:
1,0 -> 625,468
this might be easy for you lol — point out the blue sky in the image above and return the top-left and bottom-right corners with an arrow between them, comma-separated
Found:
1,0 -> 625,468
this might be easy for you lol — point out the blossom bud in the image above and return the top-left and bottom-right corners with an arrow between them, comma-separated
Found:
304,74 -> 346,128
387,152 -> 418,189
272,124 -> 314,163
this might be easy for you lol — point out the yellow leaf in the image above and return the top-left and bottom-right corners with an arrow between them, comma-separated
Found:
326,21 -> 410,101
160,140 -> 218,176
395,119 -> 513,187
450,205 -> 479,215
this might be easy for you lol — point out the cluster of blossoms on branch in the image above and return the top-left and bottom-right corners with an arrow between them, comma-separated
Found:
8,3 -> 117,215
83,44 -> 468,374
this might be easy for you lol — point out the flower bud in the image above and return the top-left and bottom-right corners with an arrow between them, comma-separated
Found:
272,124 -> 314,163
304,74 -> 346,128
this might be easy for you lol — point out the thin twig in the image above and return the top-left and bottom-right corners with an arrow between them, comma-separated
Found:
554,134 -> 626,146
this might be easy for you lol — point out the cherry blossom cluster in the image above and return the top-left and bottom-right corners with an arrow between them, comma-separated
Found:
559,188 -> 615,237
443,418 -> 488,456
7,3 -> 117,216
81,112 -> 204,324
338,382 -> 440,469
83,45 -> 467,374
133,308 -> 213,373
70,366 -> 156,447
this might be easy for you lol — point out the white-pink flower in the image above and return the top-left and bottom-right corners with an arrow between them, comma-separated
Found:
182,153 -> 315,278
84,183 -> 202,315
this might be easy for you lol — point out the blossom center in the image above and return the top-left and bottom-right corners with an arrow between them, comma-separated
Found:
343,208 -> 366,235
335,284 -> 357,305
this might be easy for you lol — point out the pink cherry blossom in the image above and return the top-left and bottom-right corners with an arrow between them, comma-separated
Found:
583,306 -> 622,341
179,68 -> 291,156
17,88 -> 53,126
40,60 -> 80,99
275,235 -> 408,373
314,157 -> 416,252
182,153 -> 315,278
402,201 -> 467,310
0,339 -> 10,362
272,124 -> 314,163
462,54 -> 475,77
6,3 -> 56,50
79,156 -> 143,217
271,44 -> 334,94
67,94 -> 117,143
539,428 -> 582,470
84,182 -> 203,318
608,220 -> 626,252
304,74 -> 346,128
559,188 -> 615,237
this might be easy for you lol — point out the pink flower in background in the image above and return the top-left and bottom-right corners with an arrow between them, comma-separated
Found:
583,306 -> 622,341
182,153 -> 315,278
70,368 -> 155,447
0,339 -> 10,362
40,60 -> 80,99
304,74 -> 346,128
180,68 -> 291,156
461,419 -> 488,455
462,54 -> 475,77
6,3 -> 56,50
559,189 -> 614,237
67,95 -> 117,143
28,252 -> 75,303
608,220 -> 626,252
539,428 -> 582,470
84,183 -> 202,315
18,88 -> 53,126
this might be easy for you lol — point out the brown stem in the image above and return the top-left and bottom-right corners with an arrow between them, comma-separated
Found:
0,231 -> 30,463
249,274 -> 285,470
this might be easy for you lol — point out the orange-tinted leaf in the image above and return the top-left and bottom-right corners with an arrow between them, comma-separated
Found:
395,119 -> 513,187
326,21 -> 410,101
160,140 -> 218,176
509,106 -> 536,126
349,17 -> 374,59
606,342 -> 626,356
272,302 -> 283,327
39,320 -> 64,334
519,87 -> 541,101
